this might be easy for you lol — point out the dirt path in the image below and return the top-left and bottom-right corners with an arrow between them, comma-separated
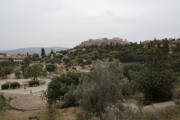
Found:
0,78 -> 50,110
0,78 -> 50,95
123,100 -> 176,112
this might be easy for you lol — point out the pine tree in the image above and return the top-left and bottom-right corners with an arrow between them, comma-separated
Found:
41,48 -> 46,58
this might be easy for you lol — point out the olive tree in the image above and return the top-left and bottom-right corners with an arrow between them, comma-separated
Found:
76,62 -> 130,118
45,72 -> 80,105
136,67 -> 176,104
24,64 -> 46,80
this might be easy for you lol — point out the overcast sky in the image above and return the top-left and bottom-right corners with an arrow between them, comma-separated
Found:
0,0 -> 180,50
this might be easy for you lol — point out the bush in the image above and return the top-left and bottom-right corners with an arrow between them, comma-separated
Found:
10,82 -> 20,89
46,64 -> 56,72
29,80 -> 40,87
63,87 -> 78,107
46,77 -> 69,105
46,72 -> 80,105
123,63 -> 144,81
136,68 -> 176,104
1,83 -> 10,90
1,82 -> 20,90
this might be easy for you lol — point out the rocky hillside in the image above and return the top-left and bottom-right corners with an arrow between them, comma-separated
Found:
79,37 -> 129,47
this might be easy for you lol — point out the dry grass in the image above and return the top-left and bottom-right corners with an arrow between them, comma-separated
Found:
0,107 -> 81,120
131,105 -> 180,120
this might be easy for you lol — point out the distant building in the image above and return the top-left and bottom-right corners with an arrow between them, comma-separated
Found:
0,54 -> 25,64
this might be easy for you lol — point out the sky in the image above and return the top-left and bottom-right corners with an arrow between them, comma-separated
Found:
0,0 -> 180,50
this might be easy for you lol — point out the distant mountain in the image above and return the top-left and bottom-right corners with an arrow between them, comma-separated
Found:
0,47 -> 68,55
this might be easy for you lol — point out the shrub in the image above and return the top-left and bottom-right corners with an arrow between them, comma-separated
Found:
1,83 -> 10,90
46,77 -> 68,105
46,64 -> 56,72
123,63 -> 144,81
136,68 -> 176,104
46,72 -> 80,105
29,80 -> 40,87
10,82 -> 20,89
63,87 -> 78,107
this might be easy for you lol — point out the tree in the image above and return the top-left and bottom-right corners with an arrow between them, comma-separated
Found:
123,63 -> 144,81
175,42 -> 180,52
41,48 -> 46,58
162,39 -> 169,54
32,53 -> 40,61
24,64 -> 46,80
14,70 -> 21,79
77,62 -> 129,117
0,66 -> 13,79
45,72 -> 80,105
0,68 -> 6,79
136,67 -> 176,104
23,56 -> 32,65
46,64 -> 56,72
50,49 -> 54,54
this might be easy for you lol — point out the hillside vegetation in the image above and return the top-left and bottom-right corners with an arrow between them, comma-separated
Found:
44,38 -> 180,120
0,38 -> 180,120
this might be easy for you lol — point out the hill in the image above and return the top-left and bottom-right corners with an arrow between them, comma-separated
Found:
56,38 -> 180,67
0,47 -> 68,55
79,37 -> 128,47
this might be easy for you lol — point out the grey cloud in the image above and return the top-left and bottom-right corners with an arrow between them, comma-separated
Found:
0,0 -> 180,50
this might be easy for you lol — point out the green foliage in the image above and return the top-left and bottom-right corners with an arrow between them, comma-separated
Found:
46,77 -> 69,105
46,64 -> 56,72
14,70 -> 21,79
63,57 -> 70,65
135,67 -> 176,104
171,59 -> 180,72
32,53 -> 40,61
23,56 -> 32,65
29,80 -> 40,87
0,68 -> 6,79
123,63 -> 144,81
46,72 -> 80,105
9,82 -> 20,89
1,82 -> 20,90
1,83 -> 10,90
77,62 -> 128,115
41,48 -> 46,58
0,66 -> 13,79
23,64 -> 47,80
58,38 -> 180,68
63,86 -> 78,107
